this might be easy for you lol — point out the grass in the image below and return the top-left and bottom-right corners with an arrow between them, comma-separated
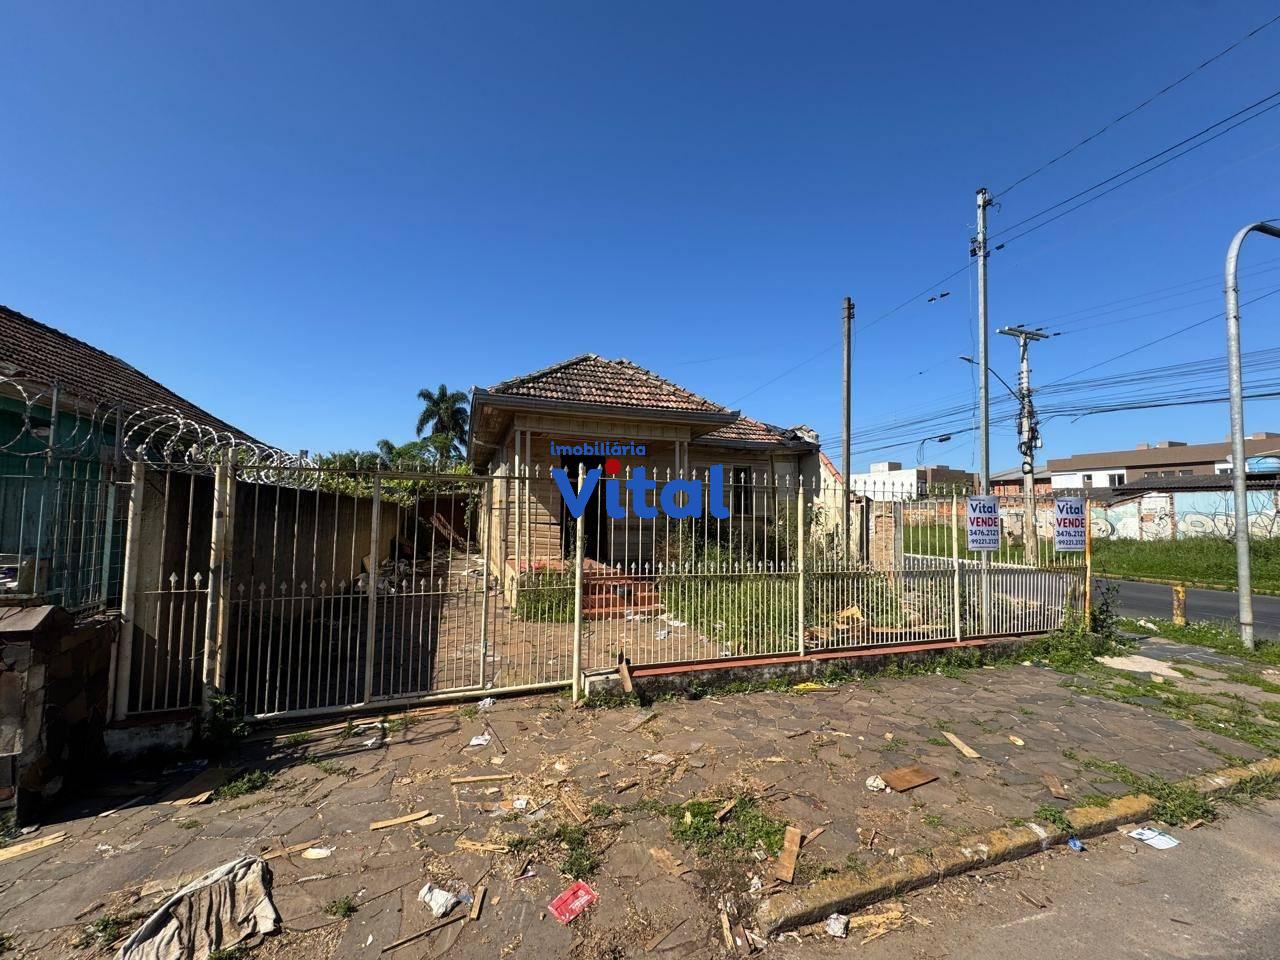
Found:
324,895 -> 358,918
1072,756 -> 1216,826
1118,617 -> 1280,667
212,769 -> 272,801
659,796 -> 787,859
282,731 -> 311,747
311,759 -> 355,778
1033,803 -> 1073,833
1092,535 -> 1280,592
510,822 -> 600,879
458,704 -> 479,720
176,818 -> 201,830
209,948 -> 247,960
920,814 -> 944,828
384,714 -> 417,733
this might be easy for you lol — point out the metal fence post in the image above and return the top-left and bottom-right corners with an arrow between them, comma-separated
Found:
113,461 -> 146,721
951,493 -> 961,640
362,476 -> 382,703
201,458 -> 234,710
797,481 -> 806,656
571,463 -> 585,702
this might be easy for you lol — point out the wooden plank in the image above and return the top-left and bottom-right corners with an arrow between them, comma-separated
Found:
614,779 -> 639,794
469,885 -> 487,920
618,658 -> 634,695
369,809 -> 431,831
774,826 -> 803,883
649,847 -> 691,877
618,711 -> 655,733
451,774 -> 512,785
262,838 -> 322,861
161,767 -> 236,806
379,913 -> 466,953
644,917 -> 687,951
455,838 -> 509,853
802,826 -> 826,846
942,731 -> 981,759
714,798 -> 738,822
560,795 -> 588,825
881,764 -> 939,793
1041,773 -> 1070,799
0,832 -> 66,863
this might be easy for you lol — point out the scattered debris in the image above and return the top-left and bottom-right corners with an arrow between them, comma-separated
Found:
618,656 -> 634,694
1096,655 -> 1181,678
714,798 -> 738,821
380,914 -> 465,953
1067,837 -> 1085,852
456,838 -> 510,854
468,732 -> 492,748
370,809 -> 432,831
614,779 -> 639,794
942,731 -> 981,759
881,765 -> 938,793
825,913 -> 850,938
1186,818 -> 1206,830
864,775 -> 888,792
803,826 -> 826,846
645,753 -> 675,767
774,825 -> 803,883
1018,890 -> 1047,909
477,697 -> 496,711
560,795 -> 589,825
161,767 -> 235,807
548,880 -> 598,923
300,847 -> 333,860
451,774 -> 512,785
1129,827 -> 1179,850
649,847 -> 692,878
1008,735 -> 1025,746
469,885 -> 487,920
115,856 -> 279,960
417,882 -> 460,918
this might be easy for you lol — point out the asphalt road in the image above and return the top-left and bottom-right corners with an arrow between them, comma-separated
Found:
1102,577 -> 1280,639
789,800 -> 1280,960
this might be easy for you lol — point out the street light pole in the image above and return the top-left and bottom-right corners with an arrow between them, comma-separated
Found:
1225,221 -> 1280,651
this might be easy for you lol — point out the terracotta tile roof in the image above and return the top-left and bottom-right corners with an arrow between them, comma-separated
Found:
486,354 -> 732,415
0,304 -> 255,440
696,415 -> 815,449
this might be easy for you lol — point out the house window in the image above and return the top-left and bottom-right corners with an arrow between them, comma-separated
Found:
1107,473 -> 1125,487
1178,469 -> 1193,477
732,466 -> 752,515
1144,471 -> 1158,478
1218,467 -> 1232,475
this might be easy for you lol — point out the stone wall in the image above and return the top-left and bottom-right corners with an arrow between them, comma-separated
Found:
0,605 -> 116,823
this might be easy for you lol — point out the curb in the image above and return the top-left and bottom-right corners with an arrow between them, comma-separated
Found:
755,757 -> 1280,935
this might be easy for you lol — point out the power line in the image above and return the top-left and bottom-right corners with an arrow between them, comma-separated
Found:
991,87 -> 1280,244
995,12 -> 1280,197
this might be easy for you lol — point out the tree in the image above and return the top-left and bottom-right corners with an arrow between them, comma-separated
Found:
416,384 -> 469,460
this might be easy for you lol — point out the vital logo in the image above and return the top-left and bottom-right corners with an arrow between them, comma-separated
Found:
552,463 -> 730,520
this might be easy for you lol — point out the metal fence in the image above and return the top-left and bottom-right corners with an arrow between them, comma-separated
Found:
107,460 -> 1086,722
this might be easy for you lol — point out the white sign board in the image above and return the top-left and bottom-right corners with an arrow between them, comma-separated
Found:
1054,497 -> 1086,552
966,495 -> 1000,551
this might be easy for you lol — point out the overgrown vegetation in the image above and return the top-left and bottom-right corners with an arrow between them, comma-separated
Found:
514,571 -> 574,622
82,911 -> 146,946
1072,756 -> 1216,826
509,822 -> 601,879
1033,803 -> 1073,833
310,759 -> 354,778
1093,535 -> 1280,592
212,769 -> 272,801
200,693 -> 249,754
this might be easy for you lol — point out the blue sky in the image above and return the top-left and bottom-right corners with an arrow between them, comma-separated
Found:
3,1 -> 1279,471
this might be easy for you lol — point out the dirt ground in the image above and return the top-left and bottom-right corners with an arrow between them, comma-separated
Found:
1,637 -> 1277,959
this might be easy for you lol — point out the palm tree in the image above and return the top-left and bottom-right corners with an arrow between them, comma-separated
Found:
415,384 -> 469,457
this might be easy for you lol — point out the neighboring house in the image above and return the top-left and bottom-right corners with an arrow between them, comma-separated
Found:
1047,434 -> 1280,491
843,461 -> 976,501
1089,472 -> 1280,540
990,464 -> 1050,497
0,304 -> 256,455
467,354 -> 835,592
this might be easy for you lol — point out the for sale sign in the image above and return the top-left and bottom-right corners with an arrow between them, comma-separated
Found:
1054,497 -> 1086,552
966,495 -> 1000,551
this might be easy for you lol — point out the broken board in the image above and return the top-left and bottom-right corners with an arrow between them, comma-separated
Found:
774,825 -> 803,883
369,809 -> 431,831
881,764 -> 938,793
161,767 -> 236,806
942,731 -> 981,759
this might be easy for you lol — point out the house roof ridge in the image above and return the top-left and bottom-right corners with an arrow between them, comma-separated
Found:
607,357 -> 735,414
0,303 -> 151,383
486,353 -> 601,394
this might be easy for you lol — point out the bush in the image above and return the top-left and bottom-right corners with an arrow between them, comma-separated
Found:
514,570 -> 574,622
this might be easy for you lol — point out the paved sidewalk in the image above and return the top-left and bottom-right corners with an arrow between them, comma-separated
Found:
1,653 -> 1276,959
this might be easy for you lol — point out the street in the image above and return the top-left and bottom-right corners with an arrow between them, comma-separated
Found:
1103,578 -> 1280,639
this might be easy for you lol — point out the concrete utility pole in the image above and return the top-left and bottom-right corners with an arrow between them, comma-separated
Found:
998,325 -> 1051,566
974,188 -> 993,494
843,296 -> 854,559
1224,221 -> 1280,650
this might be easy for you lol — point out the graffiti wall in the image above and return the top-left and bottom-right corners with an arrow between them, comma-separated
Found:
1090,490 -> 1280,540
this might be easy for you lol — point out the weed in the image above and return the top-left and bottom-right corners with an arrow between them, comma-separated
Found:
1219,770 -> 1280,806
200,693 -> 249,754
843,853 -> 870,878
209,948 -> 247,960
589,802 -> 614,819
384,715 -> 417,733
663,797 -> 787,858
1117,617 -> 1280,667
1033,804 -> 1073,833
458,705 -> 479,720
282,732 -> 311,747
920,814 -> 944,828
509,822 -> 600,878
213,769 -> 272,801
1077,793 -> 1113,808
1075,757 -> 1216,826
311,759 -> 354,778
85,911 -> 145,945
176,818 -> 202,830
324,895 -> 358,919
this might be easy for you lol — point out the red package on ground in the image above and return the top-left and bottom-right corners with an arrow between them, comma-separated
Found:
547,880 -> 598,923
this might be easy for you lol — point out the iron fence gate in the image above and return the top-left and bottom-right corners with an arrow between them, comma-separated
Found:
112,461 -> 1087,722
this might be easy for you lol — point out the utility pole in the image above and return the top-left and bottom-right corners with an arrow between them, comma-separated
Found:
974,188 -> 993,494
998,325 -> 1051,566
843,296 -> 853,560
973,188 -> 993,633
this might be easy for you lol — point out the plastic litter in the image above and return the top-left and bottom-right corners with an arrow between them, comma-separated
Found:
864,775 -> 888,792
417,882 -> 461,918
468,732 -> 492,748
825,913 -> 850,938
548,880 -> 598,923
1129,827 -> 1179,850
1067,837 -> 1084,852
477,697 -> 497,711
300,847 -> 332,860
